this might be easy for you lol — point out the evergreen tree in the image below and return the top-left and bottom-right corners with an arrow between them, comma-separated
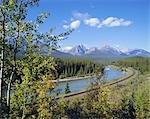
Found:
65,82 -> 71,94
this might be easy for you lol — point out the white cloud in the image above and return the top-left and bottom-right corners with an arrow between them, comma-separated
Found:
62,11 -> 132,29
63,25 -> 70,29
101,17 -> 132,27
73,11 -> 90,20
102,17 -> 115,26
62,20 -> 80,30
97,24 -> 103,28
109,20 -> 121,27
121,20 -> 132,26
70,20 -> 80,29
84,18 -> 100,27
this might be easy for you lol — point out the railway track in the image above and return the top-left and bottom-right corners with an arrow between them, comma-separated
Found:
53,68 -> 138,101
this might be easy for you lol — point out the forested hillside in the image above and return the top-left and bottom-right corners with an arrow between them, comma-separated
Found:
55,58 -> 104,79
113,56 -> 150,74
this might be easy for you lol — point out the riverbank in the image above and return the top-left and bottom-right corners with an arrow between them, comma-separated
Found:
109,65 -> 126,72
51,75 -> 95,83
51,67 -> 127,97
51,65 -> 125,83
54,67 -> 137,100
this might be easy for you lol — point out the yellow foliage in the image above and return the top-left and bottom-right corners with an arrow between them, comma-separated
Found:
47,81 -> 55,89
9,0 -> 15,6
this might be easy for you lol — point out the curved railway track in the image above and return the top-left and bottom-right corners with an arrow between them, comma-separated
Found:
53,68 -> 137,101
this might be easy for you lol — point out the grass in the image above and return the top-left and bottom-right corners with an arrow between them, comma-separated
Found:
109,71 -> 150,105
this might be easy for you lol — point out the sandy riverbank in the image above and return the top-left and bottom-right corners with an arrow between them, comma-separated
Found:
51,75 -> 95,83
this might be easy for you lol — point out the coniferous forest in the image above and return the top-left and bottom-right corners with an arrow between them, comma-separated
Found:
112,56 -> 150,74
55,58 -> 103,79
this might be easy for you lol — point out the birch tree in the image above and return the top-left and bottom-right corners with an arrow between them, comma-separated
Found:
0,0 -> 72,118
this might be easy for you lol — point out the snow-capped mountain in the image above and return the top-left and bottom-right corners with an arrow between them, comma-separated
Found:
118,48 -> 132,53
59,45 -> 150,57
65,44 -> 87,55
99,45 -> 127,56
60,46 -> 73,53
84,45 -> 127,56
86,47 -> 99,54
126,49 -> 150,57
51,44 -> 150,62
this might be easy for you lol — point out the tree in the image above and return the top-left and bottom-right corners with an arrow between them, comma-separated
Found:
65,82 -> 71,94
0,3 -> 6,114
92,88 -> 111,118
0,0 -> 72,118
95,65 -> 105,83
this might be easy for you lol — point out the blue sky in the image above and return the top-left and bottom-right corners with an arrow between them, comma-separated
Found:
28,0 -> 150,51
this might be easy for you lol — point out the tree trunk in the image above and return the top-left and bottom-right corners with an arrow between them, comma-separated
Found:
0,8 -> 6,116
6,1 -> 22,115
0,50 -> 4,114
0,73 -> 2,115
6,70 -> 15,116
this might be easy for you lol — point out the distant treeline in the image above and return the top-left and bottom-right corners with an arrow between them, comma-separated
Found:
113,56 -> 150,74
55,58 -> 104,79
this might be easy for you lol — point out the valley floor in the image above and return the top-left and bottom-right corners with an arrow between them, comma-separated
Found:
52,68 -> 150,119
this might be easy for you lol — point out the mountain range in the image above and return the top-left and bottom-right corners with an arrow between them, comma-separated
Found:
52,45 -> 150,62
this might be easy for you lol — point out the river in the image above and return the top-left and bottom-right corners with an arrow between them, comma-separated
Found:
50,67 -> 125,95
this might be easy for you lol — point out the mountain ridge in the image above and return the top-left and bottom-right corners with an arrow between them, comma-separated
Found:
52,45 -> 150,62
59,45 -> 150,56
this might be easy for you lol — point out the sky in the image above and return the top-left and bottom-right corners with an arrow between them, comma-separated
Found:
27,0 -> 150,51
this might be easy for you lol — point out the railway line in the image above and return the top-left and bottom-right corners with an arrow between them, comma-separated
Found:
53,68 -> 138,101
